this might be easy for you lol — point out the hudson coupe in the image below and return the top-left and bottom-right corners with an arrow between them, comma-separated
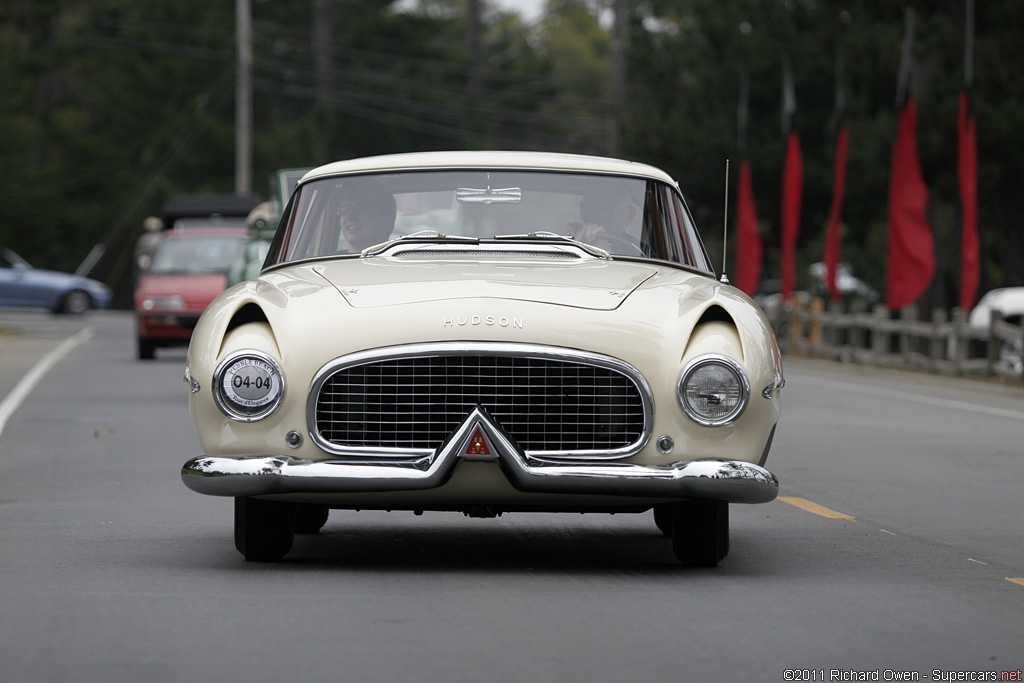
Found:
181,151 -> 784,566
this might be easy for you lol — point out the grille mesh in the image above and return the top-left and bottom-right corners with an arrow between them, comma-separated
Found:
315,354 -> 645,452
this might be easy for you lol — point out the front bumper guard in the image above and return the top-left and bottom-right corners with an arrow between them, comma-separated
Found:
182,410 -> 777,504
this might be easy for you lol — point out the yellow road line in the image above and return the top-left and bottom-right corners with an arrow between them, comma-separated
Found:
1007,578 -> 1024,588
778,496 -> 855,520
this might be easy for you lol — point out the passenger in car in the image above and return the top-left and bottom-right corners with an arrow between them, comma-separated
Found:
336,178 -> 397,253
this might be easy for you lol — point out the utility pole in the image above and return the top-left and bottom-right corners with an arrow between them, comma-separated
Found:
235,0 -> 252,195
313,0 -> 335,108
608,0 -> 627,157
467,0 -> 485,97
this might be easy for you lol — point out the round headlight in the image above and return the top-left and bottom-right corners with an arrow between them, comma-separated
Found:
214,351 -> 284,421
678,355 -> 749,426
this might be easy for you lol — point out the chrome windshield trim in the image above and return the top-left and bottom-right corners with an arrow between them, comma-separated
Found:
306,342 -> 654,460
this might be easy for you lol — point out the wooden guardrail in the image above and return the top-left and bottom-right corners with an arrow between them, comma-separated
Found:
770,297 -> 1024,382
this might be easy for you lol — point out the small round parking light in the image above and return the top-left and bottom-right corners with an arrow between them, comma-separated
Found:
678,355 -> 749,427
214,351 -> 284,421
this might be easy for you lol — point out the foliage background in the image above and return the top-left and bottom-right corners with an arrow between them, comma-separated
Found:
0,0 -> 1020,310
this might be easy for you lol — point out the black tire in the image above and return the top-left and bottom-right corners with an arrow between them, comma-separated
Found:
670,500 -> 729,567
653,504 -> 673,537
60,289 -> 92,315
234,497 -> 296,562
137,337 -> 156,360
294,504 -> 330,534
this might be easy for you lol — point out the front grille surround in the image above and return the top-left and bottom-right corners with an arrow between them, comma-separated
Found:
307,342 -> 653,460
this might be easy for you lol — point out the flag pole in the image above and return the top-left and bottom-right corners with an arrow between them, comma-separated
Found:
958,0 -> 979,311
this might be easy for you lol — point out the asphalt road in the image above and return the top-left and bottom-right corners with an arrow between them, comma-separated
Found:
1,309 -> 1022,683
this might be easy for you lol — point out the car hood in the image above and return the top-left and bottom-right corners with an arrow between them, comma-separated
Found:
312,257 -> 659,311
191,255 -> 781,408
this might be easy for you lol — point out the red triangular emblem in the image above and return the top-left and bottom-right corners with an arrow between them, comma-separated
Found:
466,428 -> 490,456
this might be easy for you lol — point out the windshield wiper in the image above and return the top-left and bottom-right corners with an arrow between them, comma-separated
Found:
361,230 -> 480,257
492,231 -> 610,258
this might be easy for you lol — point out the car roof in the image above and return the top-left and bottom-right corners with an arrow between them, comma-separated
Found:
976,287 -> 1024,311
157,227 -> 248,241
160,193 -> 264,224
301,151 -> 678,186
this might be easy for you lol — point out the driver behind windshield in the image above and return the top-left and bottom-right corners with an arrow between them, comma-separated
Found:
336,178 -> 397,253
570,184 -> 639,254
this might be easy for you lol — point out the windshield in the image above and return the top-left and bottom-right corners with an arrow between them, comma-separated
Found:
149,234 -> 247,275
265,170 -> 712,272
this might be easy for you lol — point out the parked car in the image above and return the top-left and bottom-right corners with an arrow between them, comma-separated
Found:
0,248 -> 111,314
967,287 -> 1024,373
808,261 -> 879,302
134,227 -> 248,359
180,151 -> 784,566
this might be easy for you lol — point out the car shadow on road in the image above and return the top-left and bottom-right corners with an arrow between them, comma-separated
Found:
183,509 -> 788,576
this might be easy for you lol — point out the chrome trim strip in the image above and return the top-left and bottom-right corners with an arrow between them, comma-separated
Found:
306,342 -> 653,460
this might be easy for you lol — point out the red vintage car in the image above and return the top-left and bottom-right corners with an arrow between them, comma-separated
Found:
134,227 -> 248,359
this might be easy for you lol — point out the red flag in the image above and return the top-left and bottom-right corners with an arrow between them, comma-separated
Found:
734,160 -> 761,295
824,125 -> 849,303
886,98 -> 934,311
781,131 -> 803,301
958,90 -> 979,311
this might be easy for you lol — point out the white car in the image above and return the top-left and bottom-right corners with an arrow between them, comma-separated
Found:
968,287 -> 1024,372
181,151 -> 784,566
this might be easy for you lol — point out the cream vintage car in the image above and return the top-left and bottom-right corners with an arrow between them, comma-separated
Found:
181,151 -> 783,566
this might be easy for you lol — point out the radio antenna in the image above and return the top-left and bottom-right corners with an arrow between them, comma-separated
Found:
720,158 -> 730,284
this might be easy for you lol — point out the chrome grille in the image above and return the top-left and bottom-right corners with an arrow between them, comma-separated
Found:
312,346 -> 648,455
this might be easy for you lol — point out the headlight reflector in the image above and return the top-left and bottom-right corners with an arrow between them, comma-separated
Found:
678,355 -> 749,426
214,351 -> 284,421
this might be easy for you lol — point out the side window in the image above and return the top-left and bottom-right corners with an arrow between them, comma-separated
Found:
640,185 -> 680,263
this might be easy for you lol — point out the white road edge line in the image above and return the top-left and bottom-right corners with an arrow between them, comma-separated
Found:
0,326 -> 95,438
795,374 -> 1024,421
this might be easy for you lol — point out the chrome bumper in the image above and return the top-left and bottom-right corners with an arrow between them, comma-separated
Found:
181,448 -> 778,504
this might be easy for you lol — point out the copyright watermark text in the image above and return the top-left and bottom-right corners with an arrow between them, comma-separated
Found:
783,670 -> 1022,682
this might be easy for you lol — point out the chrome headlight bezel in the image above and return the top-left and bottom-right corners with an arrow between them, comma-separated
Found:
213,350 -> 285,422
677,354 -> 750,427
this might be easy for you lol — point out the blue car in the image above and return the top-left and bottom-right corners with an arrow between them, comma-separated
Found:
0,248 -> 112,314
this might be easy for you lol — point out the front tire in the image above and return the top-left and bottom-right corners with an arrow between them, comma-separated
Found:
653,504 -> 673,537
234,497 -> 296,562
670,500 -> 729,567
137,337 -> 156,360
294,504 -> 330,534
